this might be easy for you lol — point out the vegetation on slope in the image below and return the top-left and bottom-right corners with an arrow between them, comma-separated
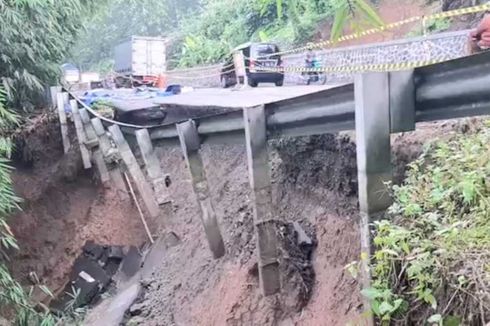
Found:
0,0 -> 99,110
71,0 -> 382,70
365,121 -> 490,325
0,1 -> 97,324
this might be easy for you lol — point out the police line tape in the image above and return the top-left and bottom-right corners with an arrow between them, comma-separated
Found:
253,59 -> 444,74
267,3 -> 490,57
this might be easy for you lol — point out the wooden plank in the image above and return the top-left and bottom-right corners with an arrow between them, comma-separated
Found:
70,100 -> 92,169
243,105 -> 280,296
56,92 -> 71,153
109,124 -> 160,219
176,120 -> 225,259
135,129 -> 171,205
354,72 -> 393,325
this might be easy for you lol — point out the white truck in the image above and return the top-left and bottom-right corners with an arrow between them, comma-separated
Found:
114,36 -> 167,87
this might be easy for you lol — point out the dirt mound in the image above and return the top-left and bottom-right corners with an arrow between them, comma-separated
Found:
124,134 -> 362,326
7,113 -> 148,303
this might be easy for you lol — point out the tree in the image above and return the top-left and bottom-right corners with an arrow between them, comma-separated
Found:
0,0 -> 101,110
70,0 -> 201,71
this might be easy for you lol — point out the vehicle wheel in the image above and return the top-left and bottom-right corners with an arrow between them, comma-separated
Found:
275,79 -> 284,87
220,76 -> 229,88
248,78 -> 258,87
319,73 -> 327,85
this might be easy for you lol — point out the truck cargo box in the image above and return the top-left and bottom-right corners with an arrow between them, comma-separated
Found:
114,36 -> 166,76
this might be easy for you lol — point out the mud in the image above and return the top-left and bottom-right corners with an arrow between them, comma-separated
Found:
7,112 -> 478,325
7,112 -> 148,304
124,133 -> 362,326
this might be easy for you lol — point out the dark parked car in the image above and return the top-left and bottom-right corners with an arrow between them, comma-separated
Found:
220,42 -> 284,88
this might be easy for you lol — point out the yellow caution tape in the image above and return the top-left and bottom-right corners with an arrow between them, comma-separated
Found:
254,58 -> 443,74
270,3 -> 490,57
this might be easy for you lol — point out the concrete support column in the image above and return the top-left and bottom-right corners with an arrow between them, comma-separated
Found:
135,129 -> 171,205
108,124 -> 160,220
91,118 -> 128,199
70,100 -> 92,169
56,92 -> 71,154
243,105 -> 280,296
176,120 -> 225,259
354,72 -> 392,323
50,86 -> 62,109
79,109 -> 109,183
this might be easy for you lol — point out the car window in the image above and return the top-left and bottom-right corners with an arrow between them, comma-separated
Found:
251,44 -> 279,57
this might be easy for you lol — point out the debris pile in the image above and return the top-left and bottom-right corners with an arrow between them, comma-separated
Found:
50,241 -> 136,313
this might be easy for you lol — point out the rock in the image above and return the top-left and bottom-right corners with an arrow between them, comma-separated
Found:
129,302 -> 145,316
107,245 -> 125,260
120,246 -> 142,280
293,222 -> 313,247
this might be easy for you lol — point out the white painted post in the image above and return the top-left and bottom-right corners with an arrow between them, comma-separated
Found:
70,100 -> 92,169
50,86 -> 62,109
135,129 -> 171,205
79,109 -> 110,183
91,118 -> 129,199
243,105 -> 280,296
56,92 -> 71,153
176,120 -> 225,259
108,124 -> 160,220
354,72 -> 392,325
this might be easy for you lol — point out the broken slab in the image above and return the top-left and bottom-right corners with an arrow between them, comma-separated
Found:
84,283 -> 142,326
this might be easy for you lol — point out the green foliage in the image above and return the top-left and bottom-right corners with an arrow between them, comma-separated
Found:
0,89 -> 57,325
71,0 -> 382,69
0,0 -> 100,110
329,0 -> 383,41
364,121 -> 490,325
70,0 -> 201,71
407,17 -> 452,37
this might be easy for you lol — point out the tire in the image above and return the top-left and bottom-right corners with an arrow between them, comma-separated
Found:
275,79 -> 284,87
248,78 -> 258,87
319,73 -> 327,85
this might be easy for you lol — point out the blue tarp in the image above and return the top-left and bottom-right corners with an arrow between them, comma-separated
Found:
79,85 -> 182,108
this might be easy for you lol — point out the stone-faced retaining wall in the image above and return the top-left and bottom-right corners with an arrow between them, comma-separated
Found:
166,30 -> 470,88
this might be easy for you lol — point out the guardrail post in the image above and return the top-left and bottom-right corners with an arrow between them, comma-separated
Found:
176,120 -> 225,259
354,72 -> 392,324
389,70 -> 416,133
91,118 -> 128,199
108,124 -> 161,220
243,105 -> 280,296
135,129 -> 171,205
56,92 -> 71,153
50,86 -> 62,109
79,109 -> 110,183
69,100 -> 92,169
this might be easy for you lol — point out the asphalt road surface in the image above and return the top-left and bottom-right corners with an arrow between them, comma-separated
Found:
153,84 -> 340,109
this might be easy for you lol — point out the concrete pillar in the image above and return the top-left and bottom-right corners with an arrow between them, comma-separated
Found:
91,118 -> 128,199
108,124 -> 160,220
354,72 -> 392,323
135,129 -> 171,205
70,100 -> 92,169
243,105 -> 280,296
50,86 -> 62,109
79,109 -> 110,183
176,120 -> 225,259
56,92 -> 71,154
